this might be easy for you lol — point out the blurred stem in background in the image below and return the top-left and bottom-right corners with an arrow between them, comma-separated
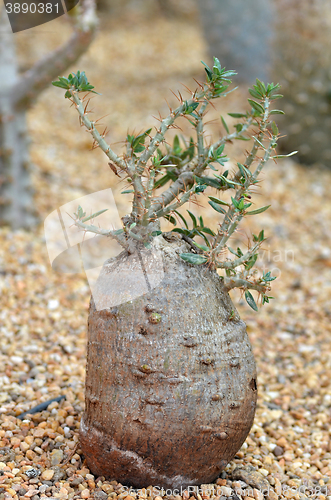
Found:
0,0 -> 98,229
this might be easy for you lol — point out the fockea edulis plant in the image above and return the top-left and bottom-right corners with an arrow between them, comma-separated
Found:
52,60 -> 295,487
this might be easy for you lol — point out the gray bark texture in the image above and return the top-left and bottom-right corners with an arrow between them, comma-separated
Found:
80,235 -> 257,488
197,0 -> 331,167
0,0 -> 97,229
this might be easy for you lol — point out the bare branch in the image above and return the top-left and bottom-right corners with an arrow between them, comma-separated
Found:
223,276 -> 268,294
74,219 -> 129,250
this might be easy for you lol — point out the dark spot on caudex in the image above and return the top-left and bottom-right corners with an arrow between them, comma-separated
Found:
250,378 -> 257,391
138,326 -> 148,335
229,357 -> 240,367
201,357 -> 214,365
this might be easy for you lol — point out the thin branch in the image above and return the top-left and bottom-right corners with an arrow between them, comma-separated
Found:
70,90 -> 128,172
74,219 -> 129,250
154,186 -> 195,219
215,241 -> 262,270
223,276 -> 268,293
148,171 -> 194,217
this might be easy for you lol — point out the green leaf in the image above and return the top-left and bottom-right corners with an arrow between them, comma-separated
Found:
256,79 -> 266,94
198,176 -> 222,189
121,189 -> 135,194
245,253 -> 258,271
77,205 -> 86,219
187,210 -> 197,228
273,151 -> 298,159
81,208 -> 108,223
172,228 -> 187,235
221,116 -> 229,134
144,242 -> 152,249
151,230 -> 162,237
180,253 -> 208,265
52,80 -> 69,90
247,99 -> 264,114
174,210 -> 189,229
192,242 -> 209,252
236,247 -> 243,257
246,205 -> 271,215
228,112 -> 246,118
113,228 -> 124,236
253,229 -> 265,242
200,227 -> 216,236
228,247 -> 239,257
262,295 -> 274,305
248,88 -> 262,99
209,201 -> 226,214
215,174 -> 241,187
231,197 -> 240,209
238,163 -> 252,180
201,60 -> 213,82
245,290 -> 258,311
164,214 -> 177,225
194,184 -> 207,193
173,135 -> 181,153
271,122 -> 279,136
154,174 -> 172,189
208,196 -> 229,206
269,109 -> 285,115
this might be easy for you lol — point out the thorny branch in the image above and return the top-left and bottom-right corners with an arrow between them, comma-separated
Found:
53,59 -> 296,309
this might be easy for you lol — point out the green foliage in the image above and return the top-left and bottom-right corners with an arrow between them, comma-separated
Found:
52,71 -> 99,98
53,63 -> 296,311
127,129 -> 152,154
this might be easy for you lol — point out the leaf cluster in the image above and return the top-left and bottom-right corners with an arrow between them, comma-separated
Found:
52,71 -> 99,98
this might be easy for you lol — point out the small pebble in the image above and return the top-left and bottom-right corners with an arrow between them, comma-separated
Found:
51,449 -> 64,466
81,488 -> 91,498
41,469 -> 55,481
93,491 -> 108,500
273,446 -> 284,457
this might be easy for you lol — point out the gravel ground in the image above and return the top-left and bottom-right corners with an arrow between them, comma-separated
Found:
1,5 -> 331,500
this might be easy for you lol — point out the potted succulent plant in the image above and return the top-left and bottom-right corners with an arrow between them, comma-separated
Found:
52,60 -> 293,489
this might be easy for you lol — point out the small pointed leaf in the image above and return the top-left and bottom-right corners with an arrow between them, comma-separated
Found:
245,290 -> 258,311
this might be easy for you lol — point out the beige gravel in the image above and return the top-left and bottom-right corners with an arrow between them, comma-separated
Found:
1,3 -> 331,500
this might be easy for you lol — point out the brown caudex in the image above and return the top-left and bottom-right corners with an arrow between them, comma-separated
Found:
80,235 -> 257,488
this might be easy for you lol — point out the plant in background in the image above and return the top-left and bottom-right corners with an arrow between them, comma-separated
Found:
198,0 -> 331,168
0,0 -> 98,229
52,59 -> 294,488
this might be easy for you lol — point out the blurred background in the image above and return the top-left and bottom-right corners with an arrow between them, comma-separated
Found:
0,0 -> 331,489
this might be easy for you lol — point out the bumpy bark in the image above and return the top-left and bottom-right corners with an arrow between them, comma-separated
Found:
80,235 -> 257,488
198,0 -> 331,167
